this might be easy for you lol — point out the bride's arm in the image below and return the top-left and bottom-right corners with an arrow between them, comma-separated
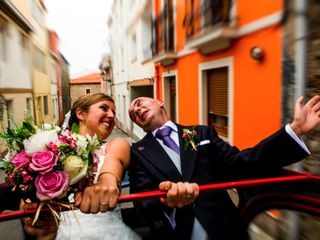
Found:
100,137 -> 131,187
75,137 -> 130,213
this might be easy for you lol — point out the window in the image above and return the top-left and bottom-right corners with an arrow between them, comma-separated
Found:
0,95 -> 5,121
43,95 -> 48,115
52,99 -> 56,120
26,98 -> 32,116
131,34 -> 137,62
117,94 -> 121,117
6,100 -> 13,128
141,7 -> 152,60
207,67 -> 228,138
0,17 -> 8,62
20,33 -> 29,68
36,96 -> 41,111
164,74 -> 177,122
85,88 -> 91,94
31,0 -> 45,28
33,46 -> 46,72
49,62 -> 56,83
121,47 -> 124,72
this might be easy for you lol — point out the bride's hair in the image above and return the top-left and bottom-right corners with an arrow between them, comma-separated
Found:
68,93 -> 114,128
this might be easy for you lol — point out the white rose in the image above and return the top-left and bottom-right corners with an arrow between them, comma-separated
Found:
64,156 -> 88,185
23,130 -> 59,155
71,133 -> 88,154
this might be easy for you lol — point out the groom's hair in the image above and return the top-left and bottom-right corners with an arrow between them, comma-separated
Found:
68,93 -> 114,128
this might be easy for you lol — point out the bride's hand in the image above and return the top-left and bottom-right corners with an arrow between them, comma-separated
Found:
21,200 -> 57,239
74,173 -> 120,213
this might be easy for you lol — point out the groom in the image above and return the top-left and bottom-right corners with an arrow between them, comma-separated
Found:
128,95 -> 320,239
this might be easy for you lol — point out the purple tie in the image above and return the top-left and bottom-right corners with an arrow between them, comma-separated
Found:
155,126 -> 180,154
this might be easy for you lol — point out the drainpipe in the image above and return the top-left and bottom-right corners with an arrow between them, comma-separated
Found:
289,1 -> 308,240
155,63 -> 160,98
292,0 -> 308,172
294,0 -> 308,103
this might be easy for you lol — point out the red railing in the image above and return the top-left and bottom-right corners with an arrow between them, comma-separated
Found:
0,169 -> 319,222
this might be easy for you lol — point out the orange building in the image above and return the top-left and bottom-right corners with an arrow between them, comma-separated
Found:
152,0 -> 284,149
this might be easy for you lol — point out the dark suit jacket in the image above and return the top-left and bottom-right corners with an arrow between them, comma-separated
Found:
129,124 -> 309,240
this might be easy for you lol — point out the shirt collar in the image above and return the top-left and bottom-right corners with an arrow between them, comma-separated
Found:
152,120 -> 177,137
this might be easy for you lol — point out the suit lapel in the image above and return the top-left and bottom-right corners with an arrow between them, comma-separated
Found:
134,133 -> 182,182
177,125 -> 198,181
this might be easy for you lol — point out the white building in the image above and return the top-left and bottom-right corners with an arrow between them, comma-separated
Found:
0,1 -> 34,128
109,0 -> 155,139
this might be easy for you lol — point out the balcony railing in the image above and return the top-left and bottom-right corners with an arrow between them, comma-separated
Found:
183,0 -> 235,54
184,0 -> 231,39
151,3 -> 176,65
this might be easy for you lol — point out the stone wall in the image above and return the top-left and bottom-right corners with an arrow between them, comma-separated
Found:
70,84 -> 101,106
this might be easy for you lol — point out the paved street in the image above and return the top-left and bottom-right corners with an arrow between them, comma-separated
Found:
107,127 -> 136,144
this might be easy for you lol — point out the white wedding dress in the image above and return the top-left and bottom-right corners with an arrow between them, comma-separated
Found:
56,143 -> 141,240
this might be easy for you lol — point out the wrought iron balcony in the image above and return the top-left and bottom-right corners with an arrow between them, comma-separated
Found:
183,0 -> 236,54
151,3 -> 176,66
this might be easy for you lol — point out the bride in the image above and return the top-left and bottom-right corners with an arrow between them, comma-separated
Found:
53,93 -> 139,239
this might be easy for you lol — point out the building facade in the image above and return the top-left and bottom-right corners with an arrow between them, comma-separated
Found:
151,0 -> 285,149
10,0 -> 53,125
109,0 -> 155,139
0,0 -> 34,129
109,1 -> 320,237
0,0 -> 34,156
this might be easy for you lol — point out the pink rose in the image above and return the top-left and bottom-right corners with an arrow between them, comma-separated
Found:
29,151 -> 58,174
12,151 -> 31,168
35,171 -> 69,201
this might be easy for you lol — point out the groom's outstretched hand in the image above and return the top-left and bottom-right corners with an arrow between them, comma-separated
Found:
290,95 -> 320,137
159,181 -> 200,208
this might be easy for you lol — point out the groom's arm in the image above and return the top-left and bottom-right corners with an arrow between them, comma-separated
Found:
128,149 -> 176,238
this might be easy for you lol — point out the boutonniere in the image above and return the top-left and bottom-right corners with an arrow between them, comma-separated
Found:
182,128 -> 198,151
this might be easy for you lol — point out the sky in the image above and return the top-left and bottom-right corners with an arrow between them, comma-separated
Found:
44,0 -> 112,78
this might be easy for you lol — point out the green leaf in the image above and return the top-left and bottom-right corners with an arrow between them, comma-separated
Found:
23,121 -> 36,134
88,152 -> 93,166
82,152 -> 89,160
71,123 -> 80,134
15,140 -> 24,149
4,162 -> 13,171
7,128 -> 16,138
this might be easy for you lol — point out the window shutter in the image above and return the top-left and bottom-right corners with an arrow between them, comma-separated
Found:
207,67 -> 228,137
208,67 -> 228,116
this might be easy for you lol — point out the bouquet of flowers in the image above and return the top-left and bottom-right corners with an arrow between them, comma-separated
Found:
0,117 -> 100,224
